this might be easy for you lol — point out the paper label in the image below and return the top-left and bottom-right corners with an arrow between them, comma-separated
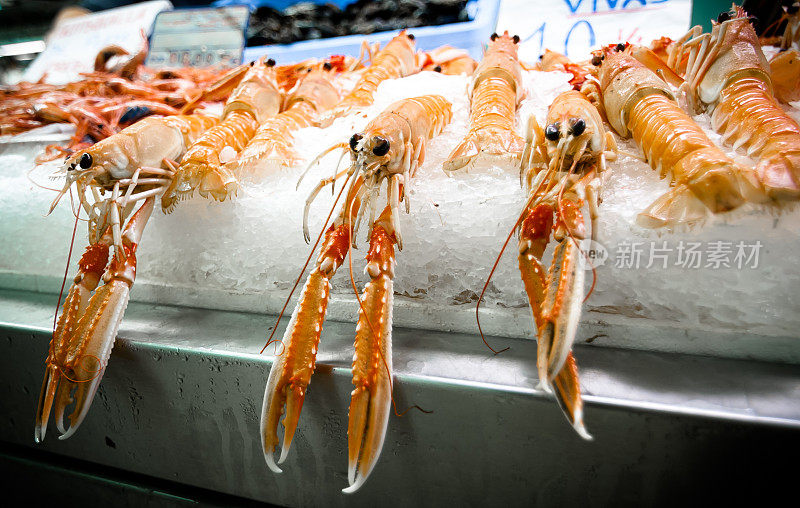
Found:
22,1 -> 172,85
497,0 -> 692,62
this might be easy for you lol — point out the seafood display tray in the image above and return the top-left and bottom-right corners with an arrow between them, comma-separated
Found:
241,0 -> 500,63
1,287 -> 798,505
4,68 -> 800,367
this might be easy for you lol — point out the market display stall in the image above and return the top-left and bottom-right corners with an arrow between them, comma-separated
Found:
1,1 -> 799,505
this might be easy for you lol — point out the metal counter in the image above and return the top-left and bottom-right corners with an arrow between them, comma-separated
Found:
1,288 -> 799,506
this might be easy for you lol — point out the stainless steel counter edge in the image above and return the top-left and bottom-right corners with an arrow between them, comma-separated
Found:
1,288 -> 799,506
4,271 -> 799,365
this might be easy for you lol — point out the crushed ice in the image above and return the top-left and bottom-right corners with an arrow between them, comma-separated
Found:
2,69 -> 799,342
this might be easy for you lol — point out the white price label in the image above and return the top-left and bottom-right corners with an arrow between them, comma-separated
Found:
497,0 -> 692,62
23,1 -> 172,85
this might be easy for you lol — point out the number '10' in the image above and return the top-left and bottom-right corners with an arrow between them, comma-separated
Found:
523,21 -> 597,58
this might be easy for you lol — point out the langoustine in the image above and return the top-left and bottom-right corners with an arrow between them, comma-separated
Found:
420,46 -> 478,75
235,66 -> 341,172
444,32 -> 525,171
667,7 -> 800,199
261,95 -> 452,493
1,44 -> 233,143
320,30 -> 419,124
273,55 -> 357,92
35,114 -> 217,442
510,88 -> 615,439
538,49 -> 593,91
164,57 -> 282,209
596,44 -> 765,227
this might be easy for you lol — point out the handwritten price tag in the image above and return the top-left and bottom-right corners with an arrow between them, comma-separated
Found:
497,0 -> 691,62
23,1 -> 172,85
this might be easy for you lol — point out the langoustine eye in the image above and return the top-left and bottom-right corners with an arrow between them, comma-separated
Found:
545,123 -> 560,141
79,153 -> 93,169
350,133 -> 363,151
372,137 -> 389,156
570,118 -> 586,136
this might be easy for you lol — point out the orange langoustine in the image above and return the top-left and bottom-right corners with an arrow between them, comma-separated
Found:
261,95 -> 452,494
444,31 -> 526,171
596,44 -> 765,228
319,30 -> 420,125
667,6 -> 800,200
165,57 -> 283,210
235,65 -> 342,172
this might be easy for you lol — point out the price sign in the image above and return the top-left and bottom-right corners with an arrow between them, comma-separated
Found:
145,6 -> 249,69
497,0 -> 692,62
23,1 -> 172,84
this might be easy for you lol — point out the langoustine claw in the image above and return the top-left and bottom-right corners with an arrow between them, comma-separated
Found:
261,200 -> 355,473
36,197 -> 154,441
345,208 -> 396,493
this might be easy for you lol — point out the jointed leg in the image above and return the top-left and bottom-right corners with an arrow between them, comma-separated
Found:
345,205 -> 397,494
37,197 -> 155,442
261,179 -> 364,473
